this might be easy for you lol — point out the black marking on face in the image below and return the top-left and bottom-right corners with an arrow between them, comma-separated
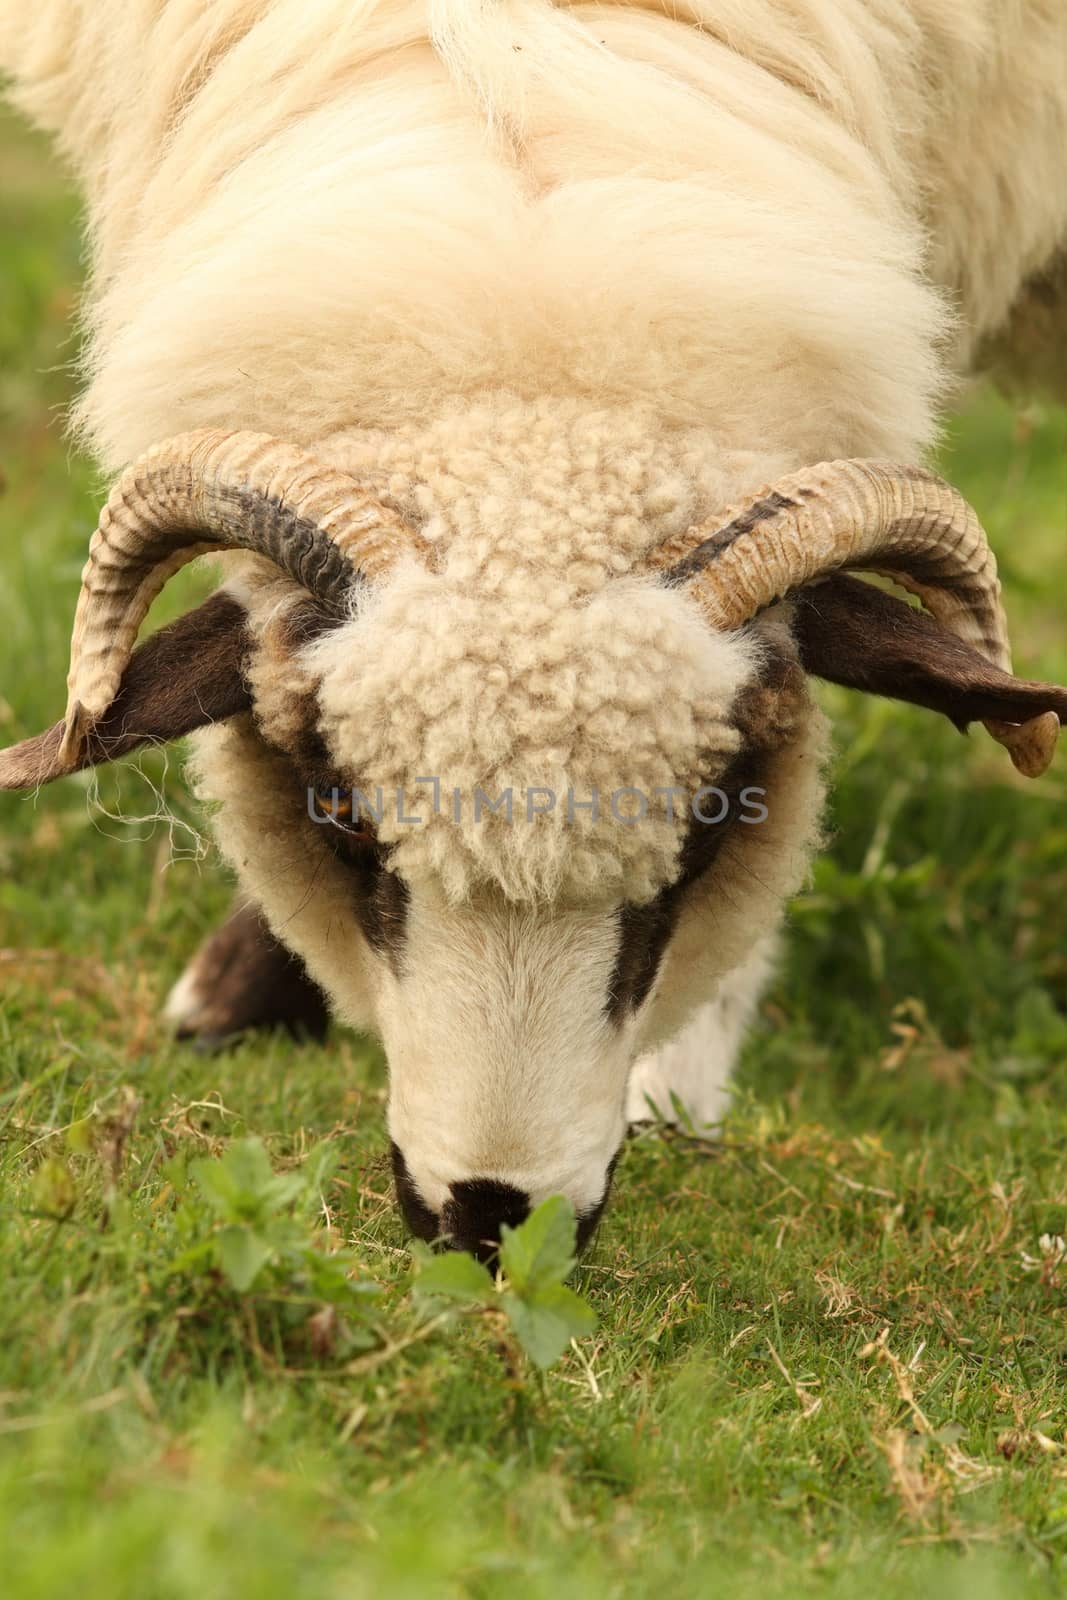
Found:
391,1148 -> 617,1261
605,740 -> 774,1024
305,774 -> 411,967
266,604 -> 415,967
279,707 -> 338,783
282,596 -> 342,648
673,744 -> 767,889
606,897 -> 683,1024
346,842 -> 411,964
606,630 -> 809,1025
391,1142 -> 439,1241
442,1179 -> 531,1264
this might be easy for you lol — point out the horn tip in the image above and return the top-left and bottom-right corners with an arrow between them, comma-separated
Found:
58,700 -> 92,767
985,711 -> 1060,779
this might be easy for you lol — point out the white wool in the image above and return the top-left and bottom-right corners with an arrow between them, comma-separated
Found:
314,572 -> 752,905
300,400 -> 767,905
0,5 -> 940,464
3,2 -> 1064,471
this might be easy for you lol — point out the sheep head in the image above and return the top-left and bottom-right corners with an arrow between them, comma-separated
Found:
3,428 -> 1066,1257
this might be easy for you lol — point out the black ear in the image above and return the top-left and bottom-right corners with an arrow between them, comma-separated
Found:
793,573 -> 1067,734
0,592 -> 252,790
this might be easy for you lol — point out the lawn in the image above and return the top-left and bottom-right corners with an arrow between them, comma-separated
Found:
0,105 -> 1065,1600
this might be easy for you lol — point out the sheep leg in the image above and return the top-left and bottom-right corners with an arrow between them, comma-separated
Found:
626,937 -> 777,1132
164,899 -> 330,1048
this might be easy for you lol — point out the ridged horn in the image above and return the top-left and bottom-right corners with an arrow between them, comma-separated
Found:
59,430 -> 429,765
651,459 -> 1059,777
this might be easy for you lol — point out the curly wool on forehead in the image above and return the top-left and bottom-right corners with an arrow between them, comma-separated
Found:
234,398 -> 778,905
314,394 -> 792,581
309,571 -> 757,906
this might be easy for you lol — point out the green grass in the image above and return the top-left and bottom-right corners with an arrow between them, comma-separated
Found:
1,104 -> 1066,1599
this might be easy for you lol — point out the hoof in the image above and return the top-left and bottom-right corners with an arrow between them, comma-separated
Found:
165,904 -> 331,1047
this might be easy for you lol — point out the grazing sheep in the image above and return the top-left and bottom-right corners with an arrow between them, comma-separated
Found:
2,2 -> 1065,1258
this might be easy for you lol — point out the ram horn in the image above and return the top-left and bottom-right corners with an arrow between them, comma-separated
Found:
651,459 -> 1060,777
58,429 -> 429,765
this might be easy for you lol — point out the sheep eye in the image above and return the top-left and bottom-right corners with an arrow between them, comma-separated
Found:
313,787 -> 354,821
311,786 -> 378,847
339,817 -> 378,847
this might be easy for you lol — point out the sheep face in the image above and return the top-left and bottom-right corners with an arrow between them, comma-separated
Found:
193,558 -> 825,1255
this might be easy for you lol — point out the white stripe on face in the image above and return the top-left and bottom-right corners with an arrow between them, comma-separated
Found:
381,888 -> 637,1224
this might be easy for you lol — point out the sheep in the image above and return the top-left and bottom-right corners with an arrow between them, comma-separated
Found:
1,2 -> 1066,1259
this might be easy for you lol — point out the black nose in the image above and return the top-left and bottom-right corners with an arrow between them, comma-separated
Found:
390,1146 -> 531,1259
391,1144 -> 619,1260
442,1179 -> 530,1263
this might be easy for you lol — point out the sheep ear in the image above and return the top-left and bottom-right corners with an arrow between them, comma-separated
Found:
793,573 -> 1067,735
0,592 -> 252,790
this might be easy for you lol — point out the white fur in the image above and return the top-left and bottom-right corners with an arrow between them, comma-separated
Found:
380,893 -> 634,1213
